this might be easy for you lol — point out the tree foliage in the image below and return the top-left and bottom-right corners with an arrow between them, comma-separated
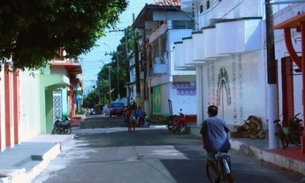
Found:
82,90 -> 99,108
96,26 -> 141,101
0,0 -> 128,70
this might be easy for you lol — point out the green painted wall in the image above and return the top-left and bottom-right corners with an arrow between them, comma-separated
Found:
62,88 -> 68,118
39,64 -> 70,134
152,85 -> 162,114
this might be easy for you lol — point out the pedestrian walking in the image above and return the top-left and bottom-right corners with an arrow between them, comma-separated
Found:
135,106 -> 144,126
129,97 -> 136,110
126,106 -> 137,132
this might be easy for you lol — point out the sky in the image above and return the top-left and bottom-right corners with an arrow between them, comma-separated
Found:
79,0 -> 155,92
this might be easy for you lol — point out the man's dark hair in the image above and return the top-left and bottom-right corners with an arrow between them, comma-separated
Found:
208,105 -> 218,116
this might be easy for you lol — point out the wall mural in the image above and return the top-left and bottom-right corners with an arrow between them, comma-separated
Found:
207,63 -> 216,105
153,85 -> 162,114
172,82 -> 196,95
207,56 -> 245,123
216,67 -> 232,106
232,60 -> 237,123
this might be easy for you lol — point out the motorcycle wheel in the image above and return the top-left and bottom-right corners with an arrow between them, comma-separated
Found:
51,127 -> 60,134
62,127 -> 72,135
179,124 -> 187,134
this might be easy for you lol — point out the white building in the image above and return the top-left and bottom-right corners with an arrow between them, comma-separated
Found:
133,1 -> 198,121
177,0 -> 304,149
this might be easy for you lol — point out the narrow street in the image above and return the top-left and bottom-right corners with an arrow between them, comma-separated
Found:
32,117 -> 305,183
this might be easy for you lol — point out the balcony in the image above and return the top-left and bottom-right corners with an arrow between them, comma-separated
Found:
216,18 -> 262,55
174,41 -> 194,70
182,37 -> 204,67
192,30 -> 216,61
202,27 -> 218,58
148,63 -> 168,77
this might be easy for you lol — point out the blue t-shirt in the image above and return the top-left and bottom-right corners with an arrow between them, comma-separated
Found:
200,116 -> 231,152
135,109 -> 143,117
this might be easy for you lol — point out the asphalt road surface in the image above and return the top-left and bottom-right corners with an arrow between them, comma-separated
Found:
32,117 -> 305,183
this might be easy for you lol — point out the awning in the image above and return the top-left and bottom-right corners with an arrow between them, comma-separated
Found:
274,13 -> 305,69
50,61 -> 82,75
274,13 -> 305,29
40,74 -> 70,89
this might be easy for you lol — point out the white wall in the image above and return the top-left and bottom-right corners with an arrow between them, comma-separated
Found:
202,51 -> 268,127
19,70 -> 41,141
169,82 -> 197,115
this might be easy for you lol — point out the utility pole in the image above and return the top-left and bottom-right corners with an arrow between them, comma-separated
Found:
108,66 -> 112,103
133,13 -> 141,104
142,27 -> 147,100
105,52 -> 120,100
125,29 -> 130,103
109,28 -> 129,102
265,0 -> 278,149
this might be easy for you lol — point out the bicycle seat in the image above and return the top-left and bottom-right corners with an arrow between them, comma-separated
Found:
216,152 -> 230,158
273,119 -> 281,123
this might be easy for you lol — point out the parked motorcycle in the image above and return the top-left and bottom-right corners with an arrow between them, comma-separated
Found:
51,116 -> 72,135
167,109 -> 188,134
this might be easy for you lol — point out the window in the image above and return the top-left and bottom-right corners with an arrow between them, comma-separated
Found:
172,20 -> 194,29
151,32 -> 168,64
200,4 -> 203,13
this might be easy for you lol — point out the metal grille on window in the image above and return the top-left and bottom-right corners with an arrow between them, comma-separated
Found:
151,32 -> 168,65
53,89 -> 62,122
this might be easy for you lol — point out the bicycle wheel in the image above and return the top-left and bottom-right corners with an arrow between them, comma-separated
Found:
280,135 -> 289,149
290,130 -> 301,147
206,163 -> 216,183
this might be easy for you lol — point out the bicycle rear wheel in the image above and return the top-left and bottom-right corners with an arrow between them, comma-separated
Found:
206,163 -> 216,183
290,130 -> 301,147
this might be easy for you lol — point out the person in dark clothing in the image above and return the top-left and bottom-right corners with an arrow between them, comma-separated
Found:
129,97 -> 136,110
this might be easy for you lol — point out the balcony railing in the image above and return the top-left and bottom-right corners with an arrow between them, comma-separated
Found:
148,63 -> 168,77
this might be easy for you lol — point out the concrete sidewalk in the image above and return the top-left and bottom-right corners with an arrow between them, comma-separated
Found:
0,134 -> 73,183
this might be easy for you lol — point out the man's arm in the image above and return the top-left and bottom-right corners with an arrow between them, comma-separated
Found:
200,121 -> 207,149
224,125 -> 230,133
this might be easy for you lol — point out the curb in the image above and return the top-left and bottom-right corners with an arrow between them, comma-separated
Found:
0,144 -> 61,183
230,139 -> 305,175
189,125 -> 305,176
0,135 -> 74,183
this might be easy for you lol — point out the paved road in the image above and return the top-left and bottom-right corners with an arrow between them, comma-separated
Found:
32,118 -> 305,183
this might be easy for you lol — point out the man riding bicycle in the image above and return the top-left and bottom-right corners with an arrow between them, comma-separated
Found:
200,105 -> 233,183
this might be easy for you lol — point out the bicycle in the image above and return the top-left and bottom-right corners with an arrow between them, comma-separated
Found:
206,152 -> 234,183
288,113 -> 303,147
273,118 -> 289,149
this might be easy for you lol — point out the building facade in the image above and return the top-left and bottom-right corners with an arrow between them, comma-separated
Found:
133,0 -> 198,121
178,0 -> 304,149
0,48 -> 83,151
